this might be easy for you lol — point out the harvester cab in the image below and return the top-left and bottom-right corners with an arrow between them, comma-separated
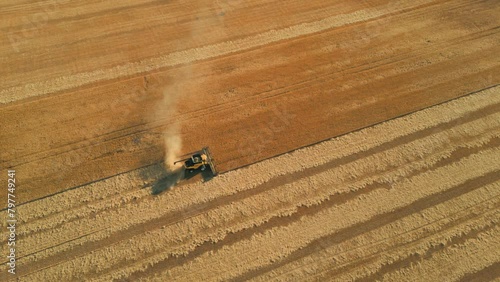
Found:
174,147 -> 218,176
184,153 -> 207,171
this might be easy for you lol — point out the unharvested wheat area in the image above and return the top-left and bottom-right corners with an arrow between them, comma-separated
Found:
0,0 -> 499,281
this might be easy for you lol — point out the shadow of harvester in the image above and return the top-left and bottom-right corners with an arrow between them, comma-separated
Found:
151,168 -> 185,195
151,166 -> 216,195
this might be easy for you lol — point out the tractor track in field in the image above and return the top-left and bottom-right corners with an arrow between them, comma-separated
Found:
243,175 -> 499,281
2,88 -> 497,240
2,89 -> 497,247
1,87 -> 498,281
261,199 -> 500,281
5,21 -> 497,170
2,0 -> 499,204
1,0 -> 499,281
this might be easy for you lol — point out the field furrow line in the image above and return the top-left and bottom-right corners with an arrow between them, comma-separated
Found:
123,141 -> 499,281
14,127 -> 490,279
271,186 -> 500,281
0,88 -> 495,280
100,148 -> 498,281
0,0 -> 442,104
321,209 -> 500,281
4,85 -> 497,223
7,112 -> 497,250
381,226 -> 500,281
457,261 -> 500,282
335,207 -> 498,281
5,2 -> 498,170
13,115 -> 498,278
0,89 -> 496,266
1,0 -> 499,280
147,7 -> 500,127
8,107 -> 498,269
354,223 -> 499,282
0,1 -> 158,30
228,170 -> 498,282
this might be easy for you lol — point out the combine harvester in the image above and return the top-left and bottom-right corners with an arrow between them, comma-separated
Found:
174,147 -> 218,176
